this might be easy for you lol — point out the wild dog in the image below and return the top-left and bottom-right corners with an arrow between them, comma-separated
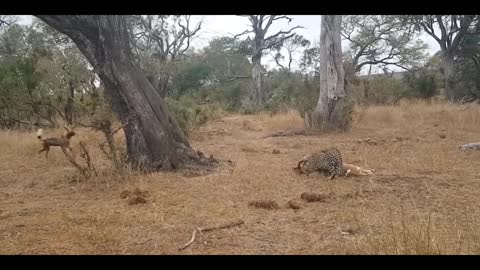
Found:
37,126 -> 76,158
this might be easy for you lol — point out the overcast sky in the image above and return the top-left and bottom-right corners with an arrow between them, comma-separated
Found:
16,15 -> 441,74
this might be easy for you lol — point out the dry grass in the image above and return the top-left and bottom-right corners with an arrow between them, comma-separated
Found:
2,100 -> 480,254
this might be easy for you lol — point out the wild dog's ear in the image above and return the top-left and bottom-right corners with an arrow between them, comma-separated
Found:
64,125 -> 76,137
297,160 -> 306,170
295,160 -> 307,174
64,124 -> 77,130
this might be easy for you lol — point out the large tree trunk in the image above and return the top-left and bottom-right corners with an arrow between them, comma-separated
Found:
251,55 -> 263,107
440,54 -> 456,102
311,15 -> 352,131
36,15 -> 214,171
158,75 -> 169,98
243,34 -> 265,112
146,74 -> 169,98
242,52 -> 263,112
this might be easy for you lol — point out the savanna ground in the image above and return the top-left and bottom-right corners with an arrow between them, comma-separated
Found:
2,100 -> 480,255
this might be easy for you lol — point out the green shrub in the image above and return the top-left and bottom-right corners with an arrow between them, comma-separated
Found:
403,70 -> 438,99
165,95 -> 223,136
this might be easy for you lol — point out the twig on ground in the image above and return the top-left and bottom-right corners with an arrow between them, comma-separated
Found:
178,219 -> 245,251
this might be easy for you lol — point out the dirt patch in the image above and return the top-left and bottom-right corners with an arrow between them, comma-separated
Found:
248,200 -> 280,210
356,138 -> 378,145
264,128 -> 307,138
287,200 -> 302,209
120,188 -> 149,205
242,120 -> 263,131
339,188 -> 386,200
128,196 -> 147,205
241,146 -> 259,153
119,190 -> 131,199
179,161 -> 224,178
300,192 -> 330,203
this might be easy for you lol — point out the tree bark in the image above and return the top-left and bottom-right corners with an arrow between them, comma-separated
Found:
440,54 -> 456,102
158,76 -> 169,98
251,54 -> 263,108
36,15 -> 214,171
146,74 -> 168,98
242,32 -> 265,111
311,15 -> 352,131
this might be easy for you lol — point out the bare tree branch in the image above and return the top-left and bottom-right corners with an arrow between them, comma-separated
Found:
271,52 -> 287,72
176,15 -> 202,56
264,26 -> 304,43
232,29 -> 254,39
416,15 -> 478,57
132,15 -> 202,62
273,15 -> 292,22
436,15 -> 448,44
450,16 -> 476,55
344,15 -> 428,74
0,15 -> 18,28
417,17 -> 443,46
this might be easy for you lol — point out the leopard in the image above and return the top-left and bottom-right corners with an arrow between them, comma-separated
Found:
295,147 -> 347,179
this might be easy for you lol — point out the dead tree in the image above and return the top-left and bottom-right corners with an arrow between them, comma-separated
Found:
128,15 -> 202,97
272,34 -> 310,74
310,15 -> 352,131
235,15 -> 302,110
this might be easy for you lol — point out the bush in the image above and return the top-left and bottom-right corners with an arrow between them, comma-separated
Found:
403,70 -> 438,99
171,62 -> 213,97
454,57 -> 480,99
207,81 -> 249,112
165,95 -> 223,136
263,71 -> 318,117
366,76 -> 405,104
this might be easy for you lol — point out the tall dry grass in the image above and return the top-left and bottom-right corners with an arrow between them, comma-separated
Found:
354,99 -> 480,135
2,99 -> 480,254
